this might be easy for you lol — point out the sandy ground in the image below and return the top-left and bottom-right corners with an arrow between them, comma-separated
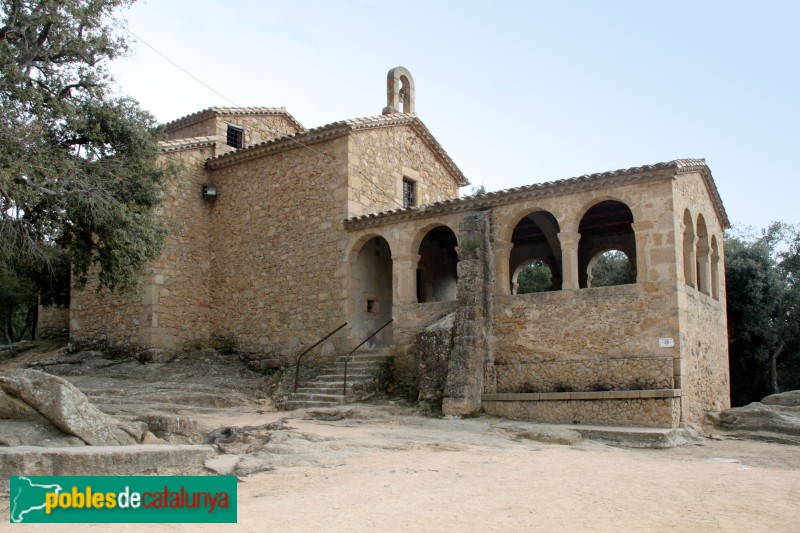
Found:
3,404 -> 800,532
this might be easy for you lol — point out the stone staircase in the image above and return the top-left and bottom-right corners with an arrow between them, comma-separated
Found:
284,348 -> 391,409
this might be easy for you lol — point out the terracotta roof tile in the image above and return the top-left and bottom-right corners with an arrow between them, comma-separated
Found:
163,107 -> 305,134
344,159 -> 729,229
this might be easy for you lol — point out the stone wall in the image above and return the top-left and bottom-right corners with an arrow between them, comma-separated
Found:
35,306 -> 69,339
672,170 -> 730,423
495,356 -> 674,393
484,396 -> 679,428
492,283 -> 679,369
208,136 -> 351,358
347,126 -> 459,217
70,144 -> 216,351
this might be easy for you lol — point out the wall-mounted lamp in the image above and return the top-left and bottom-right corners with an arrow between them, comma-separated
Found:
202,185 -> 217,200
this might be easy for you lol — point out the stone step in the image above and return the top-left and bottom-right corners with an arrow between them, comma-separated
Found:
331,361 -> 385,370
336,355 -> 390,363
296,386 -> 350,395
314,374 -> 370,383
284,400 -> 343,409
290,393 -> 350,402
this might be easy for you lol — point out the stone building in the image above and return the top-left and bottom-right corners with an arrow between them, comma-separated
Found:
69,67 -> 730,427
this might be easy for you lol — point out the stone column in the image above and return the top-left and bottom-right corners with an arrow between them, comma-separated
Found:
558,231 -> 581,290
683,235 -> 697,288
442,213 -> 492,416
392,253 -> 421,305
697,253 -> 711,295
493,241 -> 513,295
630,221 -> 648,283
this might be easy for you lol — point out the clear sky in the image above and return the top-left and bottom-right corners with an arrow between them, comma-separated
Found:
109,0 -> 799,229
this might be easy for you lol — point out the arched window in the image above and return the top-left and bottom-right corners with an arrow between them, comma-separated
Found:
578,200 -> 636,288
513,260 -> 554,294
710,235 -> 720,300
509,211 -> 561,293
416,225 -> 458,303
696,215 -> 710,295
683,209 -> 696,288
586,249 -> 634,288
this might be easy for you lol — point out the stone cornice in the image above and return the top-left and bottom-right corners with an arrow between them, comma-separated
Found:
158,136 -> 217,154
344,162 -> 679,230
163,107 -> 305,134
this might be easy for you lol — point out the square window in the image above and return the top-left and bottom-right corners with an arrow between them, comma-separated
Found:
226,125 -> 244,149
402,177 -> 416,208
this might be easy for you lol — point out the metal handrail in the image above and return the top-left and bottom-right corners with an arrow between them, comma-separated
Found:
293,322 -> 348,392
342,319 -> 393,396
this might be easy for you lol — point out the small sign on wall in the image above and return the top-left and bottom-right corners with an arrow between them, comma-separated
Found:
658,337 -> 675,348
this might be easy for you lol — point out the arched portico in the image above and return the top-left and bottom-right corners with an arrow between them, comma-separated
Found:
577,200 -> 637,288
348,235 -> 393,345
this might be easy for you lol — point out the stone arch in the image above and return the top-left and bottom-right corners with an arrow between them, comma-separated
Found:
682,209 -> 696,288
578,200 -> 637,288
348,235 -> 393,345
710,235 -> 720,300
585,248 -> 635,288
383,66 -> 415,115
509,210 -> 562,292
696,214 -> 710,295
567,194 -> 642,233
414,224 -> 459,303
512,259 -> 556,294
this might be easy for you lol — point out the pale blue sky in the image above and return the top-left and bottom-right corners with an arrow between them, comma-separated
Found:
111,0 -> 799,228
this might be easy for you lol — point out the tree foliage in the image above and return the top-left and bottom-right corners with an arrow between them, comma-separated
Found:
517,260 -> 552,294
0,0 -> 170,296
589,249 -> 634,287
726,222 -> 800,405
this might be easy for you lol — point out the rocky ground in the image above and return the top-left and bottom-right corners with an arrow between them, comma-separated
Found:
1,341 -> 800,531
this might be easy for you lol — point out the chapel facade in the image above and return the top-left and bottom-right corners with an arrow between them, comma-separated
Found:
69,67 -> 731,427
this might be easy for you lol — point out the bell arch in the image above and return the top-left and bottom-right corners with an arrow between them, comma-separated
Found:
383,66 -> 415,114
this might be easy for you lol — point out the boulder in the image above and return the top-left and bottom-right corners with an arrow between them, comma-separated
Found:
138,413 -> 198,440
0,369 -> 137,445
712,402 -> 800,437
761,390 -> 800,407
136,349 -> 177,364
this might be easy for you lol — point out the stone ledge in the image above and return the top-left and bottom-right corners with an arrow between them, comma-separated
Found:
483,389 -> 681,402
0,445 -> 215,490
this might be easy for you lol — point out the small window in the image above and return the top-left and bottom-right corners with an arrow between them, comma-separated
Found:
226,125 -> 244,149
402,178 -> 416,208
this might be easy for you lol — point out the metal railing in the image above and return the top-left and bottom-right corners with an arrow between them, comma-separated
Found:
293,322 -> 348,393
342,319 -> 393,396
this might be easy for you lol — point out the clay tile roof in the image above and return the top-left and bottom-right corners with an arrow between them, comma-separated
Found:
163,107 -> 305,133
158,136 -> 217,153
344,159 -> 729,230
204,113 -> 468,187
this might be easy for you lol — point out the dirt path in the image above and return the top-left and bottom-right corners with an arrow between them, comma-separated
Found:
3,405 -> 799,532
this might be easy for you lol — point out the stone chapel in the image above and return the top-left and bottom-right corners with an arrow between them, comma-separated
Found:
68,67 -> 731,427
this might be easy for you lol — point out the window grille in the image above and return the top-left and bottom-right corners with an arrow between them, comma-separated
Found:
402,178 -> 416,208
226,125 -> 244,149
